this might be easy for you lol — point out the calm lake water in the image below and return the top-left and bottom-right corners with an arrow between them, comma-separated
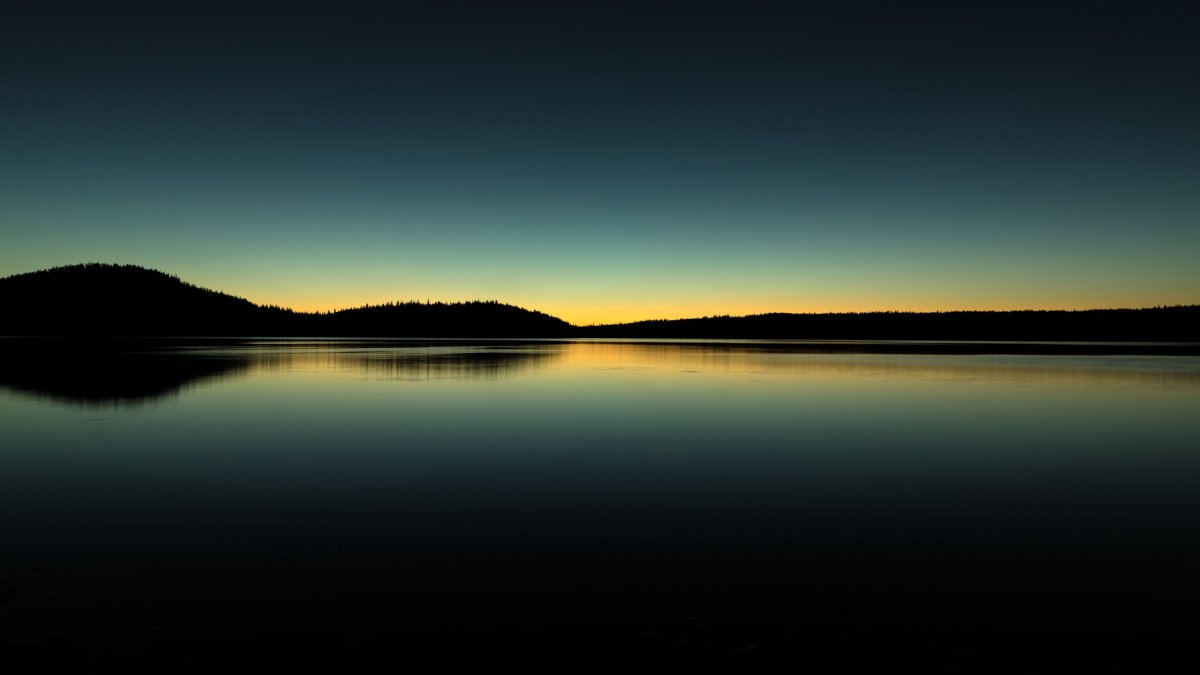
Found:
3,339 -> 1200,667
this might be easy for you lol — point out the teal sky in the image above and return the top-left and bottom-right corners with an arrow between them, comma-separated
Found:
2,1 -> 1197,324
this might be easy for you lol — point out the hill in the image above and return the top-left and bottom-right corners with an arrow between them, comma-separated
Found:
0,264 -> 289,336
0,264 -> 1195,341
0,264 -> 571,337
312,301 -> 572,337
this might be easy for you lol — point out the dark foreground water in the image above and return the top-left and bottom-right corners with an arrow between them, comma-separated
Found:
3,339 -> 1200,670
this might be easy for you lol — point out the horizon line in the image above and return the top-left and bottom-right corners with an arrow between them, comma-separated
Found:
5,262 -> 1196,327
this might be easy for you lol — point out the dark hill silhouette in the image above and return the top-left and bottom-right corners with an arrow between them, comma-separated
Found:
0,263 -> 1196,341
0,264 -> 289,336
0,264 -> 572,337
314,301 -> 572,337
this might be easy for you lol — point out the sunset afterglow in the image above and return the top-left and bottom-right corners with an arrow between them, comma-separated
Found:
2,1 -> 1196,324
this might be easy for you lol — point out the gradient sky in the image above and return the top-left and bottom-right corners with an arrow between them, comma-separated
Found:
2,0 -> 1197,324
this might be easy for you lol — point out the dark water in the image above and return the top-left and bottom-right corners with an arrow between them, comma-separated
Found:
3,339 -> 1200,668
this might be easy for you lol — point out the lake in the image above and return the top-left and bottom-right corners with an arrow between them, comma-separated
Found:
3,339 -> 1200,669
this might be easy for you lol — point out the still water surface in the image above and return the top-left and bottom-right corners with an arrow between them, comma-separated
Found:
3,339 -> 1200,662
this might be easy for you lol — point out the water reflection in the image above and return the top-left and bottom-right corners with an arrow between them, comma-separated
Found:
0,344 -> 250,407
2,339 -> 1198,407
2,338 -> 1199,668
213,339 -> 565,381
0,340 -> 569,406
558,340 -> 1200,388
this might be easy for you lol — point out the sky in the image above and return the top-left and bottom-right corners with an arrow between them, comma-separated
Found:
2,0 -> 1197,325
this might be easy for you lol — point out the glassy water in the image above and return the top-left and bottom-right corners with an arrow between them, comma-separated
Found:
3,339 -> 1200,666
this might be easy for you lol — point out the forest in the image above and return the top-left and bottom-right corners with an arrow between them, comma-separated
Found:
1,263 -> 1196,342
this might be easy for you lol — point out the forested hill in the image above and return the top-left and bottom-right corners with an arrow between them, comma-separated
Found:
0,264 -> 572,337
0,264 -> 1195,341
0,264 -> 284,336
320,302 -> 571,337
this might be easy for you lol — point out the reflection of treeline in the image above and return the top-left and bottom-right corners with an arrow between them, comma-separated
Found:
242,344 -> 561,380
576,308 -> 1199,342
0,340 -> 563,405
0,340 -> 250,406
1,264 -> 1197,341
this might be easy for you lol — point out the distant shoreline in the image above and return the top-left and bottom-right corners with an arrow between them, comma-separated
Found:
2,264 -> 1197,343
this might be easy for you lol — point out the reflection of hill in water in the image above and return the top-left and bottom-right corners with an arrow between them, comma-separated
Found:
0,340 -> 567,406
4,339 -> 1197,406
0,344 -> 251,407
231,340 -> 565,381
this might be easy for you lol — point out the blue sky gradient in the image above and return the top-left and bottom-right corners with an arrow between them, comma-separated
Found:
2,1 -> 1197,323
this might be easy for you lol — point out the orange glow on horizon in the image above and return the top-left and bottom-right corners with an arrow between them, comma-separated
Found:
241,294 -> 1182,327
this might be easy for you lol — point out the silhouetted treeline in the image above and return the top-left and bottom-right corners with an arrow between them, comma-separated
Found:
0,264 -> 572,337
577,308 -> 1200,342
1,264 -> 1196,341
316,301 -> 572,337
0,264 -> 291,336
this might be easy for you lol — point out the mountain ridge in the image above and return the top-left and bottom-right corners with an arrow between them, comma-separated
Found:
1,263 -> 1196,341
